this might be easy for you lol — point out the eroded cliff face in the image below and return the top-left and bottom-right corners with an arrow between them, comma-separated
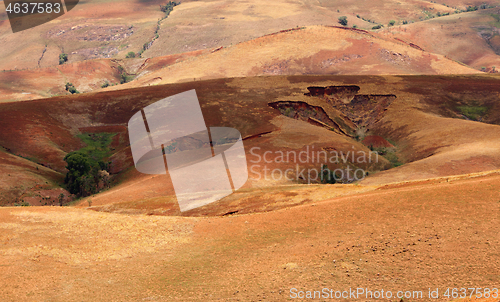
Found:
271,86 -> 396,136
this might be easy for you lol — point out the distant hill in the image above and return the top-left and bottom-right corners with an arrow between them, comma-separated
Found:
380,8 -> 500,71
117,25 -> 480,89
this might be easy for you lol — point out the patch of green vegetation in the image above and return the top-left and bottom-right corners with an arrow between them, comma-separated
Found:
65,82 -> 79,94
386,138 -> 398,147
338,16 -> 348,26
64,133 -> 115,197
373,147 -> 403,167
125,51 -> 136,58
120,73 -> 135,84
59,53 -> 68,65
372,24 -> 382,30
457,105 -> 488,121
76,133 -> 116,163
117,65 -> 135,84
160,1 -> 178,16
466,5 -> 478,12
491,13 -> 500,28
385,152 -> 403,167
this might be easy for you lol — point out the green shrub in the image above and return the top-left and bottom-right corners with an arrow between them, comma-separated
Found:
388,20 -> 396,26
372,24 -> 382,30
120,73 -> 134,84
59,53 -> 68,65
338,16 -> 348,26
101,81 -> 110,88
118,65 -> 134,84
65,82 -> 79,94
125,51 -> 136,58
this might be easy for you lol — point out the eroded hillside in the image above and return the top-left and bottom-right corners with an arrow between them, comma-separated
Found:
1,75 -> 499,215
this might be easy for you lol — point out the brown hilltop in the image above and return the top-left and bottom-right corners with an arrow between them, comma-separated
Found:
1,25 -> 482,102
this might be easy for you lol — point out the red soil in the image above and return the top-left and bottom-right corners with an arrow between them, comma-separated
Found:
362,135 -> 395,148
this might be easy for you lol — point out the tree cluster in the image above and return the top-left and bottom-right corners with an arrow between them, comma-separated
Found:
59,53 -> 68,65
65,82 -> 79,94
64,151 -> 111,197
338,16 -> 348,26
160,1 -> 178,15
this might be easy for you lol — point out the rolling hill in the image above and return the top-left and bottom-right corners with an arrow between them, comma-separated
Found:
1,74 -> 499,215
381,7 -> 500,71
